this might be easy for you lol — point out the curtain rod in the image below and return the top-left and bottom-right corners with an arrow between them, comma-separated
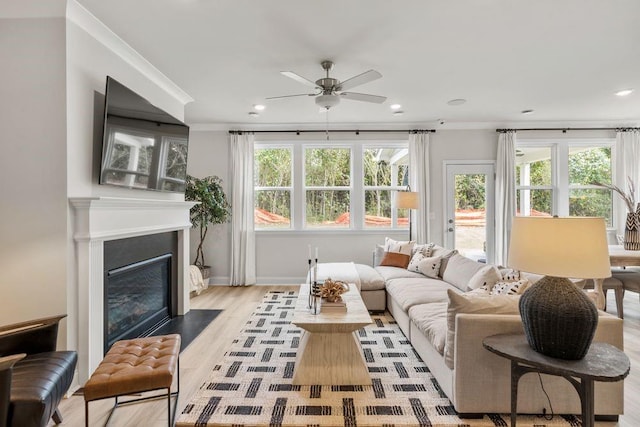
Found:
229,129 -> 436,135
496,127 -> 640,133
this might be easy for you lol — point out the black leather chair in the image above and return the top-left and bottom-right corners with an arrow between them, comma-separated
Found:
0,315 -> 77,427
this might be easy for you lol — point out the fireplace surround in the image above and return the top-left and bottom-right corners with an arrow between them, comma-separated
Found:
70,197 -> 195,384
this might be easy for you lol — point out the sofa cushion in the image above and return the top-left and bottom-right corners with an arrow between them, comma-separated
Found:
375,266 -> 425,282
444,289 -> 520,369
379,251 -> 411,268
354,264 -> 386,291
442,253 -> 486,291
467,264 -> 502,290
408,302 -> 447,355
386,277 -> 460,311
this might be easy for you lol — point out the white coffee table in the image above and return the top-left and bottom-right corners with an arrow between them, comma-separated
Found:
291,283 -> 373,385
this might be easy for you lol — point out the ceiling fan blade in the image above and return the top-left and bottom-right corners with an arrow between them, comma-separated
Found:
340,92 -> 387,104
266,93 -> 316,100
339,70 -> 382,91
281,71 -> 319,88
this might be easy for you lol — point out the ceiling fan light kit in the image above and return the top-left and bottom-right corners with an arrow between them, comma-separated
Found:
268,60 -> 387,110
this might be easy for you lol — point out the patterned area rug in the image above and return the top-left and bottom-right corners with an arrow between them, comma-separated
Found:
177,291 -> 578,426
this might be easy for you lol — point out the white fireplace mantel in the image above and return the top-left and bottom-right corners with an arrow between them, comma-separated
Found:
69,197 -> 196,383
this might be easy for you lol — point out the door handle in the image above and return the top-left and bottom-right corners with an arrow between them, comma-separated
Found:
448,227 -> 454,232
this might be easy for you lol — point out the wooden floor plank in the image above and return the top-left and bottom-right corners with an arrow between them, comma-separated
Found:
53,285 -> 639,426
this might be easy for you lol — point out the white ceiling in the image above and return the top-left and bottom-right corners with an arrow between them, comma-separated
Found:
75,0 -> 640,128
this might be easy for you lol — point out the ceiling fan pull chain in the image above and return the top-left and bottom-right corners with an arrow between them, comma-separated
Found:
326,108 -> 330,140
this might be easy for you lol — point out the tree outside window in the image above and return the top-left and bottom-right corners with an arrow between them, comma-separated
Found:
254,147 -> 292,229
305,147 -> 351,228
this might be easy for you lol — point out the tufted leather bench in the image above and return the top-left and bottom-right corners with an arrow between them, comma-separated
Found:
84,334 -> 181,427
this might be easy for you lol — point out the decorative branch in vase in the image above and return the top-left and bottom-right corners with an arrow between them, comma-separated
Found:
593,177 -> 640,250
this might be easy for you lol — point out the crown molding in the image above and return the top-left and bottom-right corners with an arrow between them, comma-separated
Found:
66,0 -> 193,106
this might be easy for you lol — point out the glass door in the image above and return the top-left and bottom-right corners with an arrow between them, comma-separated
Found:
445,163 -> 495,263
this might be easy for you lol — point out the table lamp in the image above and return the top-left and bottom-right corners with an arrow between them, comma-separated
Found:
508,216 -> 611,360
396,188 -> 419,240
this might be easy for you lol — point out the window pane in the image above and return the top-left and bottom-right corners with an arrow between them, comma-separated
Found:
163,139 -> 188,179
517,189 -> 553,216
363,148 -> 409,187
569,146 -> 611,185
569,189 -> 613,226
306,190 -> 350,228
305,148 -> 350,186
363,149 -> 391,186
364,190 -> 391,228
255,148 -> 291,187
515,147 -> 552,186
255,190 -> 291,229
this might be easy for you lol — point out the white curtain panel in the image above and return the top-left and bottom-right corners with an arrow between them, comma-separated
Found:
409,131 -> 431,244
495,131 -> 516,266
229,132 -> 256,286
615,129 -> 640,234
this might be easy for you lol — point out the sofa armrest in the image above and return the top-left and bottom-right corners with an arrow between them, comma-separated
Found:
0,314 -> 66,356
452,312 -> 624,414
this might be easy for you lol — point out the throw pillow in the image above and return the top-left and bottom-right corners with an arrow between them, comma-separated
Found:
442,253 -> 486,291
490,278 -> 531,295
444,289 -> 521,369
430,245 -> 459,278
416,256 -> 442,278
407,251 -> 427,273
500,268 -> 521,281
384,237 -> 416,256
466,265 -> 502,291
412,242 -> 435,257
379,251 -> 411,269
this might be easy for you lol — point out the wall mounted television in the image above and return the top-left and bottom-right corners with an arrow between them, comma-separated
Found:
100,76 -> 189,193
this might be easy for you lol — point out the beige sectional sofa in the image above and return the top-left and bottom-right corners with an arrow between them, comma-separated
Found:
320,244 -> 625,419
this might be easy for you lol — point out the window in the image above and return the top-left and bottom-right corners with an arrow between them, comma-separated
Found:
254,147 -> 292,229
516,141 -> 614,226
305,147 -> 351,228
254,141 -> 409,231
363,147 -> 409,228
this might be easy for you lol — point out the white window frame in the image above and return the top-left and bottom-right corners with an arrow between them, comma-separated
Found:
254,139 -> 409,232
516,138 -> 616,228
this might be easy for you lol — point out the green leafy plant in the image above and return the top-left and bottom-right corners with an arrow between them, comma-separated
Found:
185,175 -> 231,267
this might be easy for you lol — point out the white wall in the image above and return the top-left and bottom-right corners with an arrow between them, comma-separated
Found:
0,3 -> 191,352
186,130 -> 232,282
0,18 -> 68,328
186,129 -> 500,283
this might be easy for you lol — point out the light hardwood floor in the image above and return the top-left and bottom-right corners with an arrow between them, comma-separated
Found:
54,285 -> 639,427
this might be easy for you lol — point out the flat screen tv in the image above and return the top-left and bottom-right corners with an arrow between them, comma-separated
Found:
100,76 -> 189,193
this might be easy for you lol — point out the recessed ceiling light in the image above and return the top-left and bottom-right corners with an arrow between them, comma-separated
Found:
390,104 -> 402,110
521,109 -> 535,115
248,112 -> 259,117
615,89 -> 634,97
392,110 -> 404,116
447,98 -> 466,106
253,104 -> 266,111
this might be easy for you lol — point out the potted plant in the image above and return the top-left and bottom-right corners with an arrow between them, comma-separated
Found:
185,175 -> 231,279
593,177 -> 639,250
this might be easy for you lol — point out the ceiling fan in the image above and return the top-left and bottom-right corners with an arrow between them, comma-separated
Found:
266,60 -> 387,110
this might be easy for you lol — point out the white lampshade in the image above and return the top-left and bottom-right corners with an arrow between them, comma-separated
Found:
508,216 -> 611,279
396,191 -> 419,209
